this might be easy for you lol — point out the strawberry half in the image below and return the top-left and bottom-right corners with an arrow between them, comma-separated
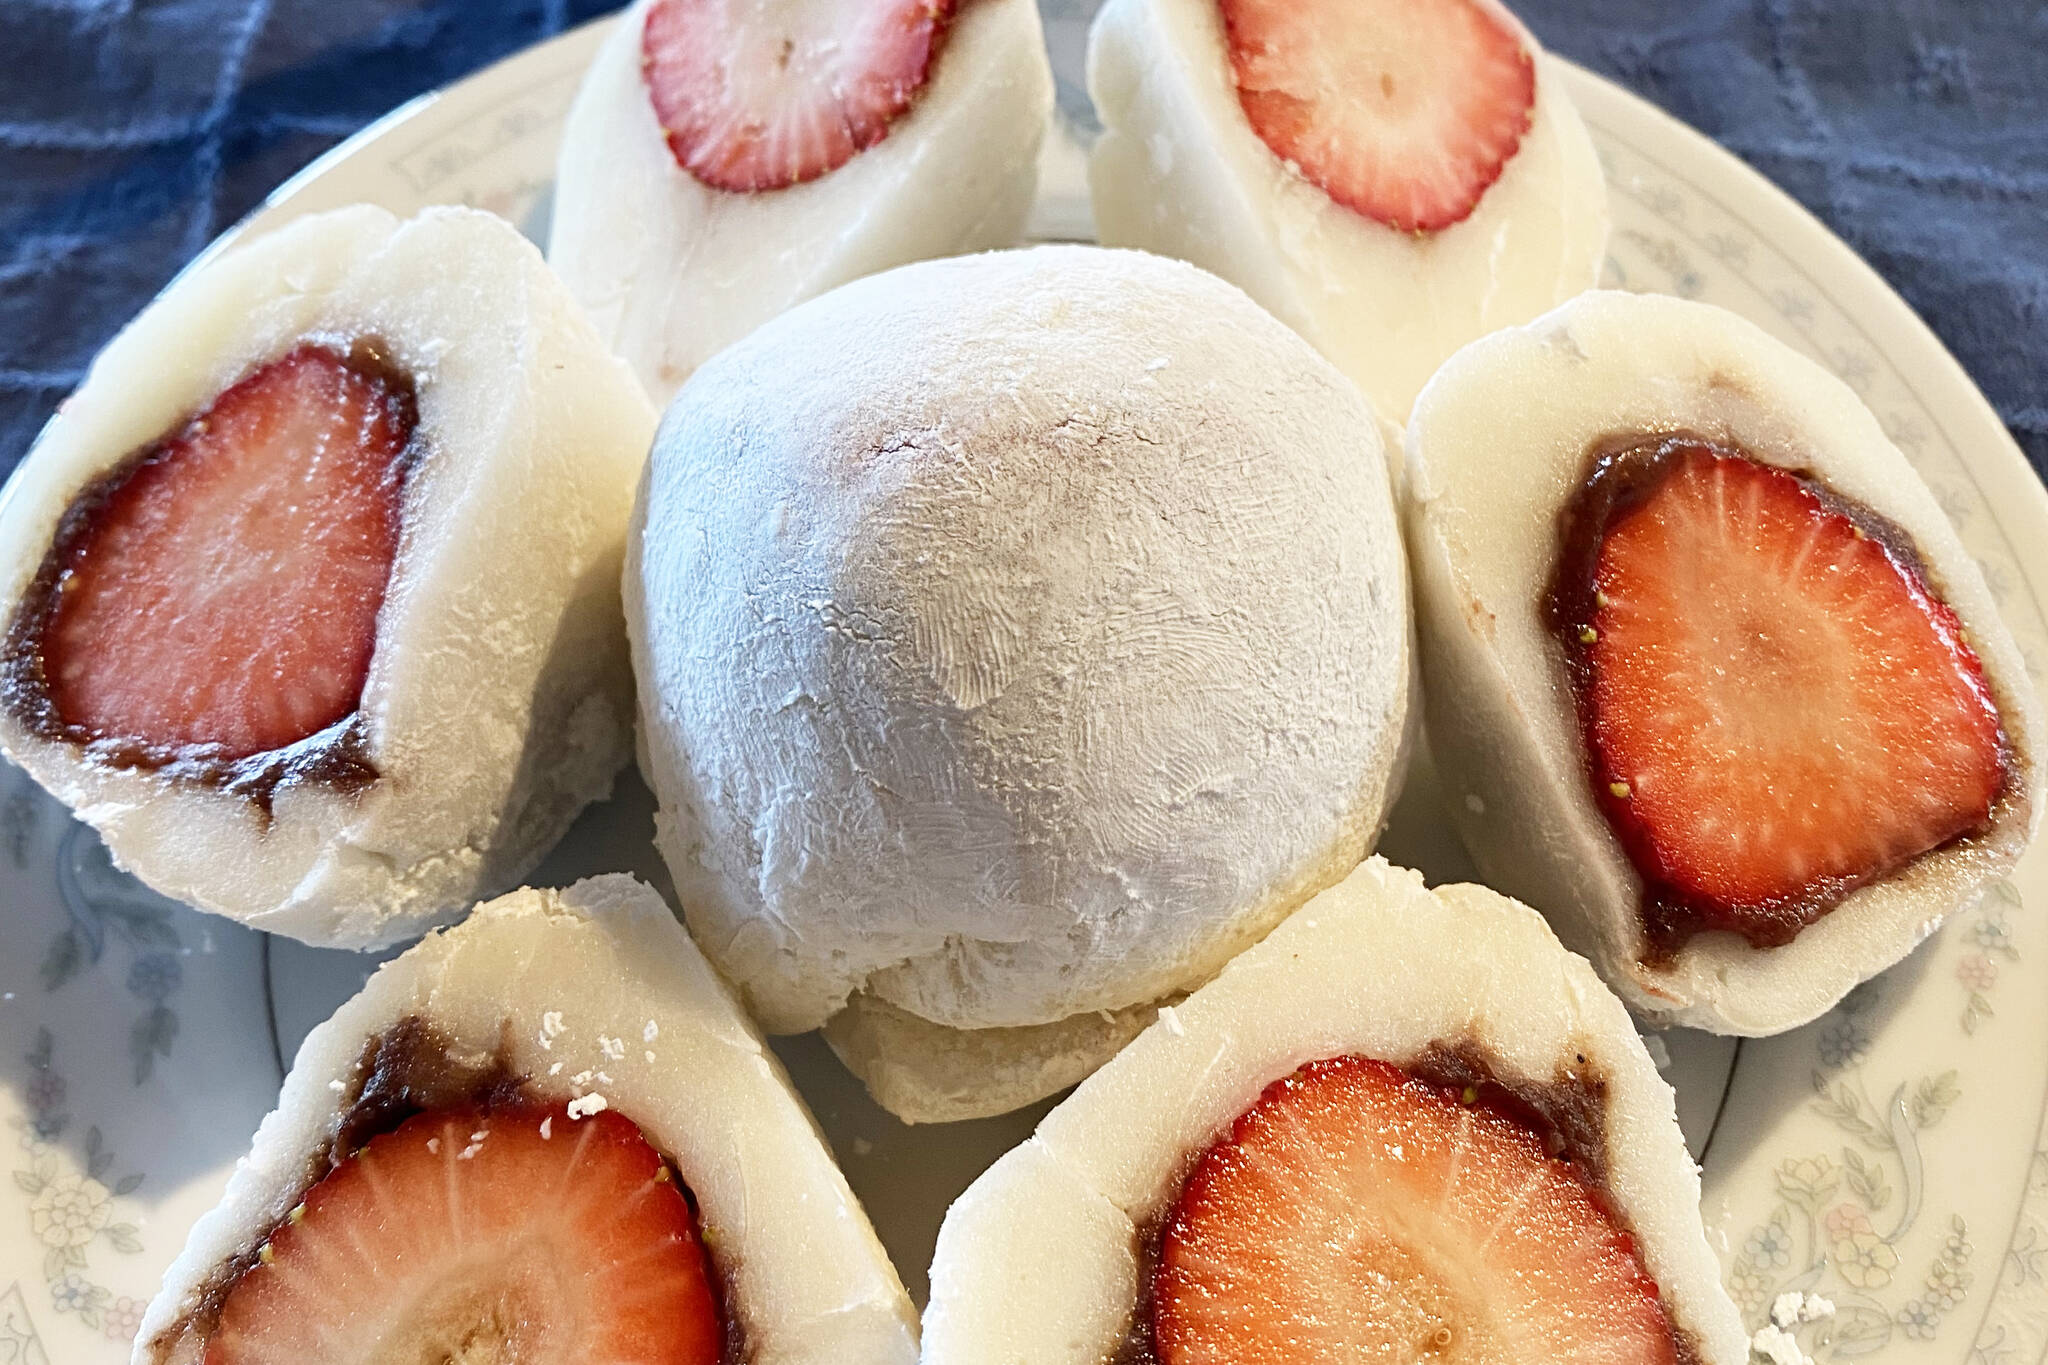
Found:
1151,1055 -> 1683,1364
1220,0 -> 1536,233
9,343 -> 414,766
1551,438 -> 2006,950
203,1104 -> 723,1365
642,0 -> 954,193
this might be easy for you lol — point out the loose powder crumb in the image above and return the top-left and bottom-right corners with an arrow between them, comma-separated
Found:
566,1093 -> 609,1120
1750,1324 -> 1810,1365
599,1035 -> 627,1061
643,1020 -> 660,1043
1770,1292 -> 1835,1328
539,1010 -> 566,1051
539,1117 -> 553,1141
1158,1006 -> 1186,1037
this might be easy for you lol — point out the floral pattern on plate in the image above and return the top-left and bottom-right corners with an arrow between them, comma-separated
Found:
4,18 -> 2048,1365
12,1030 -> 148,1344
1582,97 -> 2048,1361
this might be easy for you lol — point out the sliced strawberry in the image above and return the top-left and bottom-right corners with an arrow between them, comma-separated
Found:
1221,0 -> 1536,233
1552,438 -> 2006,949
203,1104 -> 722,1365
15,343 -> 414,763
1151,1056 -> 1682,1365
642,0 -> 953,193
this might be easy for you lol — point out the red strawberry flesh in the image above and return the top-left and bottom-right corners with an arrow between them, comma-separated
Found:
1151,1054 -> 1683,1364
1221,0 -> 1536,233
642,0 -> 954,193
202,1104 -> 723,1365
7,343 -> 413,768
1551,437 -> 2006,951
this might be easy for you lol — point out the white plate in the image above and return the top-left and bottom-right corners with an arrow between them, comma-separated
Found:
5,11 -> 2047,1363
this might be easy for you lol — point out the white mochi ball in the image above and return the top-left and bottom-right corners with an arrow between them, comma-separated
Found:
627,245 -> 1411,1118
549,0 -> 1055,406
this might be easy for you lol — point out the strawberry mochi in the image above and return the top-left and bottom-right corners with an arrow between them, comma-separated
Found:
548,0 -> 1055,406
922,858 -> 1748,1364
1404,290 -> 2042,1035
627,245 -> 1411,1123
0,206 -> 654,949
134,876 -> 918,1365
1086,0 -> 1608,429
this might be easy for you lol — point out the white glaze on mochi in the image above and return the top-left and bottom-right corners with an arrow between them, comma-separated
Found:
0,206 -> 654,949
133,876 -> 918,1365
627,245 -> 1411,1046
547,0 -> 1054,406
921,858 -> 1750,1365
1086,0 -> 1609,429
1403,290 -> 2043,1035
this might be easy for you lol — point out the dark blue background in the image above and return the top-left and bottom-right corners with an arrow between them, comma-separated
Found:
2,0 -> 2042,478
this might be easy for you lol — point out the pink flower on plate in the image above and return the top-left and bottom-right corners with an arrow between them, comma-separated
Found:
1825,1202 -> 1874,1242
1957,952 -> 1998,992
25,1068 -> 65,1113
104,1296 -> 145,1341
103,1301 -> 146,1342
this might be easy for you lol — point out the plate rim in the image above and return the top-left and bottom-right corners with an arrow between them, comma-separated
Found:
6,14 -> 2045,1365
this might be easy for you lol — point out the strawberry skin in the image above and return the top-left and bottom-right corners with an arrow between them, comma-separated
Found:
1220,0 -> 1536,233
1551,438 -> 2006,950
9,343 -> 414,766
203,1104 -> 723,1365
1151,1055 -> 1683,1364
642,0 -> 954,193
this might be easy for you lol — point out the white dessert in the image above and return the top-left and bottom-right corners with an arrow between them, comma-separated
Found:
0,205 -> 654,949
1087,0 -> 1608,429
548,0 -> 1056,405
923,857 -> 1748,1364
1404,289 -> 2042,1034
628,244 -> 1411,1121
134,875 -> 918,1365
